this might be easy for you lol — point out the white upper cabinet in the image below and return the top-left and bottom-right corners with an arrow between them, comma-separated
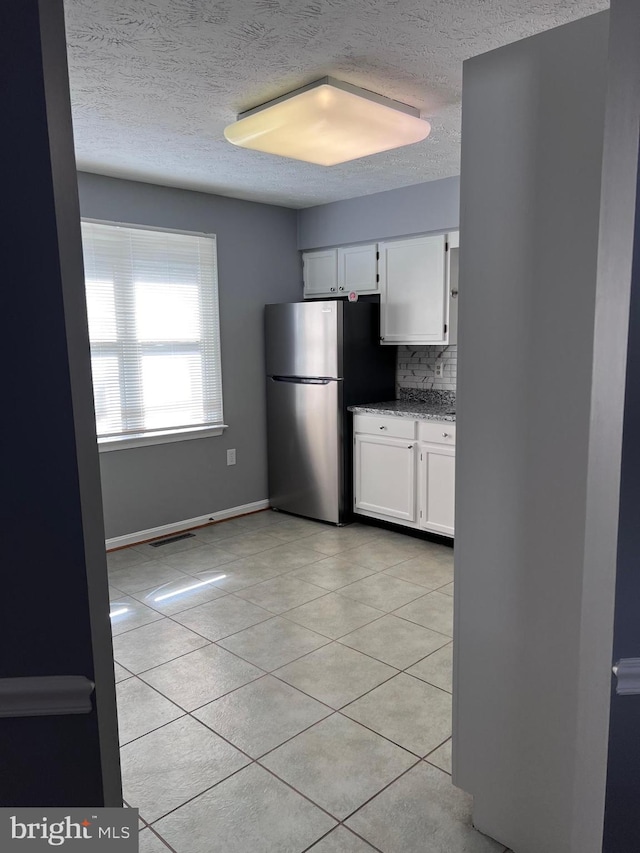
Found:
337,244 -> 378,294
447,235 -> 459,345
302,232 -> 458,333
302,249 -> 338,296
379,234 -> 448,345
303,244 -> 378,298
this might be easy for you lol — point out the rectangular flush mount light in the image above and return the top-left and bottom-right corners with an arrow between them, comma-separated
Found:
224,77 -> 431,166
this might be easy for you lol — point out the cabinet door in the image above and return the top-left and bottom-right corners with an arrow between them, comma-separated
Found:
355,434 -> 416,521
338,244 -> 378,294
446,235 -> 459,345
303,249 -> 338,297
419,444 -> 455,536
379,234 -> 447,344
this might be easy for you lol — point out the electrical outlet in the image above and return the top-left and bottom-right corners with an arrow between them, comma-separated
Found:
226,448 -> 236,466
434,360 -> 445,378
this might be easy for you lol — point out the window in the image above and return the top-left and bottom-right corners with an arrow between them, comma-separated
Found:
81,221 -> 225,449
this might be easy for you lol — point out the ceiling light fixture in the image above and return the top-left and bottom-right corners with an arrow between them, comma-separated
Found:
224,77 -> 431,167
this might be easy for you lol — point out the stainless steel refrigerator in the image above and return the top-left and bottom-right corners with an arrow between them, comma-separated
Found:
265,300 -> 396,525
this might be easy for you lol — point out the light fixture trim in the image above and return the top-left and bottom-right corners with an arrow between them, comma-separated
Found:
224,77 -> 431,167
236,77 -> 421,122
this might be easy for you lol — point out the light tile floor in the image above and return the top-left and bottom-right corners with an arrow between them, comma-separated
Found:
109,510 -> 507,853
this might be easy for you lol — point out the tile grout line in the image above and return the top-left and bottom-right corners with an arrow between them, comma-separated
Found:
117,591 -> 452,733
402,669 -> 453,697
124,605 -> 332,677
118,632 -> 450,736
109,521 -> 330,593
148,525 -> 332,572
116,568 -> 423,675
300,824 -> 387,853
109,519 -> 448,592
194,704 -> 337,764
115,520 -> 457,847
124,668 -> 448,818
333,708 -> 434,762
140,823 -> 178,853
258,748 -> 424,833
142,749 -> 341,833
110,533 -> 453,621
337,756 -> 425,826
268,666 -> 401,718
132,663 -> 443,833
422,731 -> 452,760
121,651 -> 337,751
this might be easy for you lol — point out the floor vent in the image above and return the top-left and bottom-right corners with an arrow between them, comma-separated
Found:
148,532 -> 196,547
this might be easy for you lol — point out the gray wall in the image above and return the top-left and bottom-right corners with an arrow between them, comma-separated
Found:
453,12 -> 609,853
78,173 -> 301,539
297,176 -> 459,249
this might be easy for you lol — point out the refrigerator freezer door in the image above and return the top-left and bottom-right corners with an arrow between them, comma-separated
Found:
265,301 -> 341,379
267,376 -> 342,524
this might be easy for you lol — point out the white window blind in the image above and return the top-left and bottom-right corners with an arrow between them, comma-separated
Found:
81,221 -> 224,444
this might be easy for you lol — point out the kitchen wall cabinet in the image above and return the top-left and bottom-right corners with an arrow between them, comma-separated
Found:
302,249 -> 338,296
302,232 -> 459,348
303,244 -> 378,297
338,244 -> 378,294
447,236 -> 459,346
353,413 -> 455,537
379,234 -> 448,345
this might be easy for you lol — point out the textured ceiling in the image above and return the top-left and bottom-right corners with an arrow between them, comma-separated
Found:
64,0 -> 607,208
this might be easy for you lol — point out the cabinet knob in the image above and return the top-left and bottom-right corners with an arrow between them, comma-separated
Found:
339,286 -> 344,291
379,425 -> 386,430
330,287 -> 336,292
407,445 -> 413,449
442,432 -> 449,437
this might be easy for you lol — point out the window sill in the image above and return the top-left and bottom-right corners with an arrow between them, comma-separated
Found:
97,425 -> 228,453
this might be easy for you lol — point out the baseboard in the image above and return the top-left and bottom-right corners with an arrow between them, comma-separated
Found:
105,499 -> 270,551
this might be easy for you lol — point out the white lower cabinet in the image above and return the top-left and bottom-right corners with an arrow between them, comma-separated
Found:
418,444 -> 456,536
353,414 -> 455,537
354,434 -> 417,522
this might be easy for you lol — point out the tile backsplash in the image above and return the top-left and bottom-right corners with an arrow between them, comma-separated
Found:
396,345 -> 457,393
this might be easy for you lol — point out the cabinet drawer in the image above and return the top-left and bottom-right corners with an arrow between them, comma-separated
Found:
418,421 -> 456,445
354,414 -> 416,440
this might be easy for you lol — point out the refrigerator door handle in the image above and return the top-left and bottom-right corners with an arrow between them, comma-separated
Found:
270,376 -> 339,385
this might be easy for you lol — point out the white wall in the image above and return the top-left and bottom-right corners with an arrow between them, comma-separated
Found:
453,12 -> 610,853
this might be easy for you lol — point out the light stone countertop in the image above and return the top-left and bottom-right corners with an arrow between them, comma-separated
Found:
348,399 -> 456,422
